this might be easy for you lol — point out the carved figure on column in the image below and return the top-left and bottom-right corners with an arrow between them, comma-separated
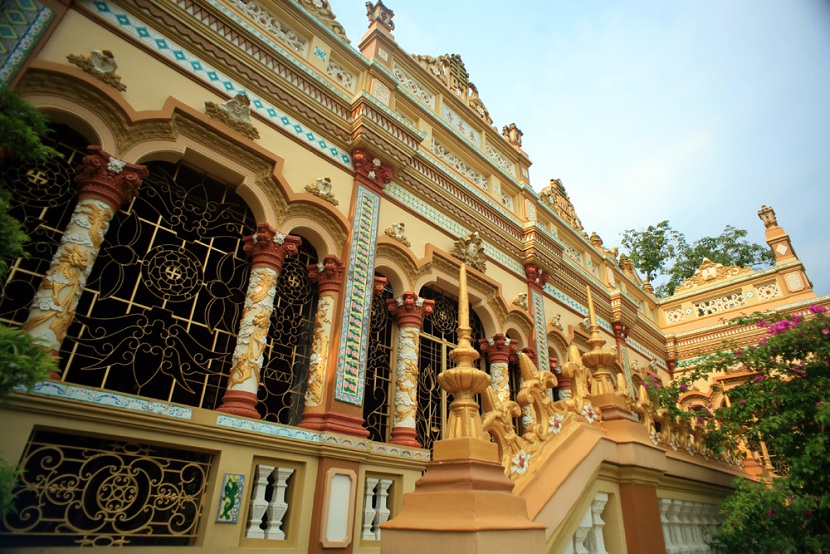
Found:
524,263 -> 549,290
218,224 -> 301,419
304,255 -> 344,407
23,146 -> 148,353
387,291 -> 434,447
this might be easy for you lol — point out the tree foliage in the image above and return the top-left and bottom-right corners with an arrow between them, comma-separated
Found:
620,220 -> 687,283
650,307 -> 830,553
0,88 -> 59,515
657,225 -> 774,297
621,221 -> 774,297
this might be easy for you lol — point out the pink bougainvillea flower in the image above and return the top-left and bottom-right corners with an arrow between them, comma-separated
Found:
738,399 -> 746,405
808,305 -> 828,314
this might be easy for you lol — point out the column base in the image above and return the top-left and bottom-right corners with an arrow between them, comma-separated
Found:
216,389 -> 261,419
389,426 -> 420,448
298,411 -> 370,438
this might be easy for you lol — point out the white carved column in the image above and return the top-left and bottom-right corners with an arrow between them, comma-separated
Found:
478,333 -> 514,404
386,292 -> 434,447
246,464 -> 274,539
659,498 -> 676,553
217,224 -> 301,419
264,467 -> 294,540
373,478 -> 392,540
362,477 -> 379,540
23,146 -> 148,359
587,492 -> 609,554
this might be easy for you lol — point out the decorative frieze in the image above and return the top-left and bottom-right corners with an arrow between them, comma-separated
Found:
695,291 -> 745,317
326,58 -> 354,91
485,143 -> 515,173
392,63 -> 435,108
754,281 -> 781,301
229,0 -> 307,55
430,138 -> 488,191
664,307 -> 685,325
563,243 -> 583,264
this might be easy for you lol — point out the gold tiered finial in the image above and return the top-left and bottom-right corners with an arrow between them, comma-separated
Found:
580,285 -> 617,395
438,263 -> 490,441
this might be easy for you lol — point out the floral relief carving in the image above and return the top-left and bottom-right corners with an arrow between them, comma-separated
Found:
451,232 -> 487,273
430,139 -> 488,191
392,64 -> 434,108
67,50 -> 127,91
205,93 -> 260,140
305,177 -> 339,206
512,293 -> 528,310
326,58 -> 355,91
412,53 -> 493,125
677,258 -> 755,292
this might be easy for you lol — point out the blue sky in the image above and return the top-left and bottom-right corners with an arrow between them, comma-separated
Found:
331,1 -> 830,295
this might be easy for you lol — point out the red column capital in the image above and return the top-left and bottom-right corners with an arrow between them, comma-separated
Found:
478,333 -> 515,365
524,263 -> 549,291
75,145 -> 149,211
308,255 -> 344,293
352,148 -> 394,193
243,223 -> 301,271
387,292 -> 434,330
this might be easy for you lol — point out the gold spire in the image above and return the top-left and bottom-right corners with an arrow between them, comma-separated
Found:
438,263 -> 490,440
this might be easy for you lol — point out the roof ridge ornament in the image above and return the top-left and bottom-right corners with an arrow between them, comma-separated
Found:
539,178 -> 584,232
676,257 -> 755,292
412,53 -> 493,126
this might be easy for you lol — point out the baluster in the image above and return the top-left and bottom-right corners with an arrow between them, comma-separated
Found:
362,477 -> 379,540
373,479 -> 393,540
245,464 -> 274,539
587,492 -> 609,554
264,467 -> 294,540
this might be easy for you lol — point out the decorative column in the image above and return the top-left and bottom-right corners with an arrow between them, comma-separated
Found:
524,263 -> 549,371
386,291 -> 434,447
302,255 -> 344,409
478,333 -> 514,404
304,147 -> 392,437
23,146 -> 148,359
217,224 -> 301,419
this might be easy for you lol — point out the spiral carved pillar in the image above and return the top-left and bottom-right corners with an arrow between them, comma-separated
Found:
23,146 -> 148,361
217,224 -> 301,419
387,291 -> 434,447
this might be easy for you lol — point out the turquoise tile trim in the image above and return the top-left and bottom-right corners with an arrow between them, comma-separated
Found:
84,0 -> 350,166
0,2 -> 52,85
626,337 -> 667,369
335,185 -> 380,405
542,282 -> 613,332
27,381 -> 194,419
216,414 -> 430,460
531,289 -> 548,367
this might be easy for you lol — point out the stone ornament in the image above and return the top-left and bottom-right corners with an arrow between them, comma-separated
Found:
384,222 -> 410,247
758,204 -> 777,228
67,50 -> 126,91
676,257 -> 754,292
205,93 -> 260,140
512,293 -> 528,310
501,123 -> 523,149
297,0 -> 350,43
539,178 -> 584,232
451,231 -> 486,273
551,313 -> 564,331
305,177 -> 339,206
412,53 -> 493,126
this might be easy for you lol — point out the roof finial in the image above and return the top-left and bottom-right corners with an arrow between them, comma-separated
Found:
365,1 -> 395,34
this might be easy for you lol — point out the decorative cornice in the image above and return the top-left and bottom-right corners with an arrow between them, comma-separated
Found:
75,146 -> 149,211
352,148 -> 394,192
308,255 -> 344,293
479,333 -> 514,364
243,223 -> 301,271
387,292 -> 434,330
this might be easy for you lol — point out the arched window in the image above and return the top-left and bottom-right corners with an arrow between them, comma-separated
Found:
416,286 -> 483,451
56,159 -> 257,409
363,276 -> 395,442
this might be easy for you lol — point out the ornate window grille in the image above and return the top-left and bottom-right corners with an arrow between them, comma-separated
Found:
0,429 -> 212,547
364,279 -> 395,442
416,286 -> 483,450
258,238 -> 318,424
